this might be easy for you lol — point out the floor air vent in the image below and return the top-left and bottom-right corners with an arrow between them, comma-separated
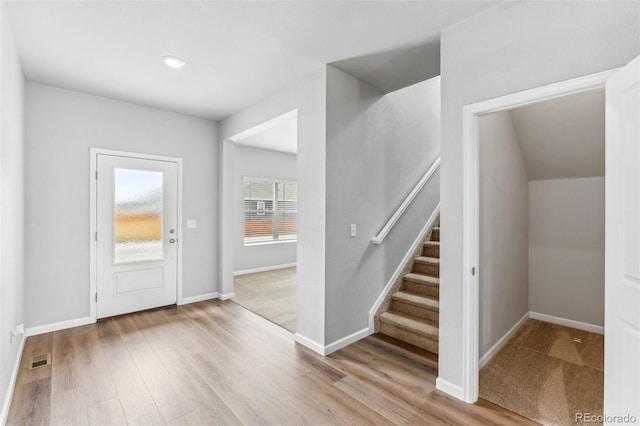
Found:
29,353 -> 51,370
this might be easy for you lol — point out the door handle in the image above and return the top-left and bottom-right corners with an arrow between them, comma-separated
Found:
170,239 -> 176,244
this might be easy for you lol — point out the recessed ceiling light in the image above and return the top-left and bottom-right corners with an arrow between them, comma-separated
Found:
163,56 -> 185,69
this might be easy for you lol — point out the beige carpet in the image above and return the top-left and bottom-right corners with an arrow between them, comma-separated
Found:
232,267 -> 296,332
480,319 -> 604,426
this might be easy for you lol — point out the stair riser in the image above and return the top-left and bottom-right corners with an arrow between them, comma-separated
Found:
391,300 -> 439,323
422,246 -> 440,258
413,263 -> 439,277
403,280 -> 439,298
431,229 -> 440,241
379,322 -> 439,354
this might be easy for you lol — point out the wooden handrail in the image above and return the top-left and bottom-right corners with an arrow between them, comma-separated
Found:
371,156 -> 440,245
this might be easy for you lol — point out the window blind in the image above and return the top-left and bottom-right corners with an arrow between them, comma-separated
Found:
243,177 -> 297,244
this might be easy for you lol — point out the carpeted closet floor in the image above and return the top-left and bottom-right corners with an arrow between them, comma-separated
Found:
480,319 -> 604,426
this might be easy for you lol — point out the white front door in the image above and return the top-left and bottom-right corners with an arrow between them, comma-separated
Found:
96,154 -> 178,318
604,55 -> 640,423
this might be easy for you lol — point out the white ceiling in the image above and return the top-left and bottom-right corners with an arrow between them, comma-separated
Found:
233,110 -> 297,154
7,1 -> 497,121
510,89 -> 605,181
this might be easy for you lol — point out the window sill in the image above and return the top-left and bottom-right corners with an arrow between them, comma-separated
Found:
244,239 -> 297,247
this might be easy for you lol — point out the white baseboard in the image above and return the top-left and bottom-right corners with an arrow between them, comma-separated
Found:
178,292 -> 219,305
368,204 -> 440,329
529,311 -> 604,335
294,333 -> 325,355
436,377 -> 465,401
324,327 -> 372,355
1,335 -> 26,425
234,263 -> 296,276
25,316 -> 95,337
479,311 -> 529,369
219,292 -> 235,301
295,327 -> 372,356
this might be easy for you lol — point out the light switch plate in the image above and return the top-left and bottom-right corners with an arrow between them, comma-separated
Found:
350,224 -> 357,237
187,220 -> 197,229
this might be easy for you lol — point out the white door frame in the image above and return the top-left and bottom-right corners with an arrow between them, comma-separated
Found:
460,68 -> 618,403
89,148 -> 184,322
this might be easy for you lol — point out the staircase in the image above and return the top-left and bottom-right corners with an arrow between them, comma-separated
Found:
377,220 -> 440,354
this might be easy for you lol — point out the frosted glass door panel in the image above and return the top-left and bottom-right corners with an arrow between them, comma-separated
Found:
114,168 -> 164,264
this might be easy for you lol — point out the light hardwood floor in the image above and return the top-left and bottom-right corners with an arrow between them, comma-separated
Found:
8,300 -> 536,425
233,267 -> 296,332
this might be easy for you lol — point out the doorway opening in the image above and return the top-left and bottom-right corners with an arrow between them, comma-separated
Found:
460,69 -> 619,406
459,58 -> 640,422
476,88 -> 605,425
227,110 -> 298,332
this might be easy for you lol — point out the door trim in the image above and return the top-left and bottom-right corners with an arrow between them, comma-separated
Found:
89,148 -> 184,322
453,68 -> 618,404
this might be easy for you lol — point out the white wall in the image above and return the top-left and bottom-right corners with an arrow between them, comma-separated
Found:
233,145 -> 297,273
324,67 -> 440,343
25,83 -> 218,328
529,177 -> 605,326
220,69 -> 327,346
478,112 -> 528,358
0,1 -> 26,420
439,1 -> 639,390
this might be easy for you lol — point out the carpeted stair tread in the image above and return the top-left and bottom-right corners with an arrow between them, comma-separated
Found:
380,311 -> 439,340
431,227 -> 440,242
403,273 -> 439,287
392,291 -> 439,311
377,217 -> 441,355
414,256 -> 439,265
421,240 -> 441,258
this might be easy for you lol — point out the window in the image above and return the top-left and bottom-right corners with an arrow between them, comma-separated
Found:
243,177 -> 297,244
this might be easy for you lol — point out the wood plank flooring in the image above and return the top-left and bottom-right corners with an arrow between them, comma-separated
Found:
233,267 -> 296,332
7,300 -> 537,425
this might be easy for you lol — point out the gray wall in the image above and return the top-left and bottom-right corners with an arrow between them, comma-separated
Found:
324,67 -> 440,343
439,1 -> 639,388
220,69 -> 328,345
221,67 -> 440,347
478,112 -> 528,358
529,177 -> 605,326
25,83 -> 218,328
0,1 -> 25,417
233,145 -> 297,273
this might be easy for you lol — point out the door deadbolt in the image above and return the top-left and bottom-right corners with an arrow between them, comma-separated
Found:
169,229 -> 175,234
